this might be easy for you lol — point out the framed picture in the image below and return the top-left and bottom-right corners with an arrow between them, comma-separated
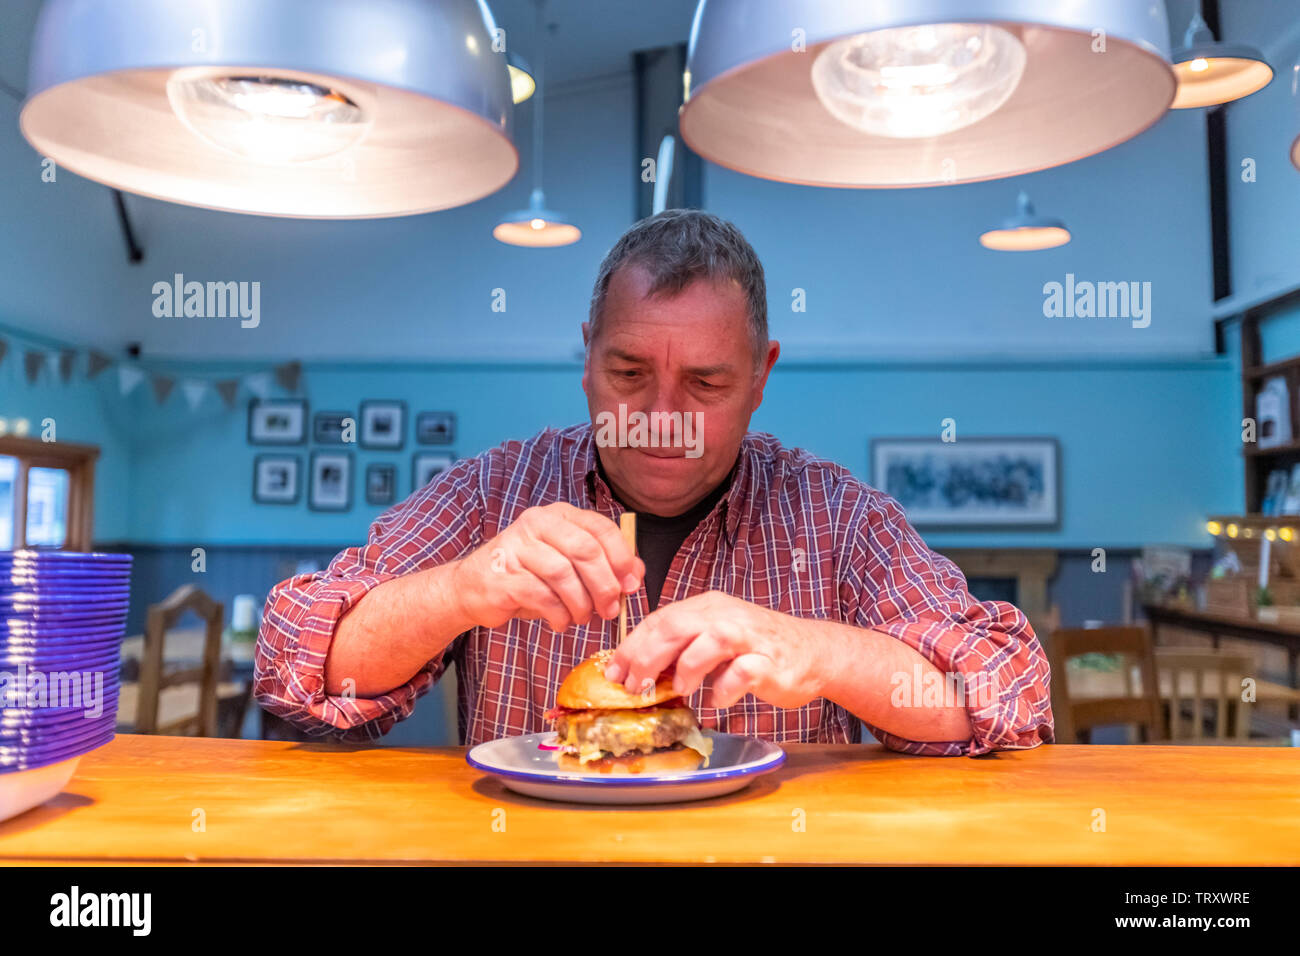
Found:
359,400 -> 406,450
313,410 -> 354,445
416,411 -> 457,445
308,451 -> 353,512
870,437 -> 1059,528
248,399 -> 307,445
366,463 -> 398,506
252,455 -> 301,505
413,452 -> 455,491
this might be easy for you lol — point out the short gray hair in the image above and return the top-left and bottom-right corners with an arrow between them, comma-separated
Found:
587,209 -> 768,368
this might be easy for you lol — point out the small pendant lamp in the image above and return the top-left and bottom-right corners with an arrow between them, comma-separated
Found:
979,192 -> 1070,251
1171,3 -> 1272,109
494,0 -> 580,247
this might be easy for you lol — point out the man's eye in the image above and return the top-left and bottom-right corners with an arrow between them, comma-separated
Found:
614,369 -> 640,378
695,379 -> 719,389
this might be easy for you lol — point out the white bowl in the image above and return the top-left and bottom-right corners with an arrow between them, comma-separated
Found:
0,756 -> 82,823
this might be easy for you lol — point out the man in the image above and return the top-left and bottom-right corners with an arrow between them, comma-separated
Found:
255,209 -> 1053,756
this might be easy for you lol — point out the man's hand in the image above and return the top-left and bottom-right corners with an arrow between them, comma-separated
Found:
451,503 -> 644,632
602,591 -> 829,710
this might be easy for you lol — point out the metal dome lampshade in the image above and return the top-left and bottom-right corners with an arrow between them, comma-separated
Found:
979,192 -> 1070,251
20,0 -> 519,219
679,0 -> 1176,188
1170,5 -> 1272,109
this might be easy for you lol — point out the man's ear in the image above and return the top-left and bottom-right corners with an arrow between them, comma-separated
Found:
581,322 -> 593,396
581,321 -> 591,348
751,340 -> 780,413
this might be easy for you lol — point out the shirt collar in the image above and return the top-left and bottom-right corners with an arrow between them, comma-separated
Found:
574,421 -> 750,550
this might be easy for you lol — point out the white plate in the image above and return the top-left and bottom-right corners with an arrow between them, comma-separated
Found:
466,731 -> 785,804
0,755 -> 82,823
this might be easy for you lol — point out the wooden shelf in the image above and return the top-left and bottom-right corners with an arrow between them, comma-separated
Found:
1244,439 -> 1300,457
1243,354 -> 1300,382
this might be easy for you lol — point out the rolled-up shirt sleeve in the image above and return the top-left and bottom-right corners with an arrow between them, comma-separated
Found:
254,456 -> 484,741
837,484 -> 1055,757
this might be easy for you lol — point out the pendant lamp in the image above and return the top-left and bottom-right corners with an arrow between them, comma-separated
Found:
679,0 -> 1175,188
20,0 -> 518,219
1170,4 -> 1272,109
979,192 -> 1070,251
508,53 -> 537,104
494,1 -> 580,247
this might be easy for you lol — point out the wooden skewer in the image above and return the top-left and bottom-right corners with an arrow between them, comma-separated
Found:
618,512 -> 636,645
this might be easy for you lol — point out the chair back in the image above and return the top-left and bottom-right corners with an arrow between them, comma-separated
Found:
135,585 -> 225,736
1156,647 -> 1254,741
1047,626 -> 1164,744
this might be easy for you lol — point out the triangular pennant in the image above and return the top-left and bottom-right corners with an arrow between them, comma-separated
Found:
274,361 -> 302,393
151,375 -> 175,404
86,350 -> 112,379
245,372 -> 273,400
181,379 -> 208,411
118,364 -> 145,396
23,350 -> 44,384
58,349 -> 76,383
215,379 -> 240,408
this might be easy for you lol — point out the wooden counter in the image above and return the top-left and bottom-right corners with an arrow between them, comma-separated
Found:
1,735 -> 1297,865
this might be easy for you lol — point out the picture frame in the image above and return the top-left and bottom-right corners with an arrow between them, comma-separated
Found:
365,463 -> 398,506
415,411 -> 457,445
313,410 -> 354,445
413,452 -> 455,491
870,437 -> 1060,528
252,455 -> 301,505
359,400 -> 406,450
247,399 -> 307,445
308,451 -> 353,512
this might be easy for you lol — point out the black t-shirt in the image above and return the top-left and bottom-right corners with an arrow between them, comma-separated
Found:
597,457 -> 735,611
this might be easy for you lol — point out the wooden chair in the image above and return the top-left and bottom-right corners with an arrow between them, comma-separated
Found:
135,585 -> 226,736
1156,647 -> 1254,742
1046,627 -> 1164,744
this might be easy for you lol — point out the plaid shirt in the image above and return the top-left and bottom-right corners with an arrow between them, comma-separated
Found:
255,423 -> 1054,756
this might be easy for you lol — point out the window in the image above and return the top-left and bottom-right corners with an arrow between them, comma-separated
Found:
0,437 -> 98,551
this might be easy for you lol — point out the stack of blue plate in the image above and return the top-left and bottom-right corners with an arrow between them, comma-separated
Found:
1,550 -> 132,775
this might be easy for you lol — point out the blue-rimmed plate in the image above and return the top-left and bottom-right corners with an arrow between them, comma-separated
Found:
466,731 -> 785,805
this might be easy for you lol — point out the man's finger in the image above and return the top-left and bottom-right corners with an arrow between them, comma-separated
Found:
671,631 -> 740,698
563,508 -> 642,589
708,652 -> 772,709
614,603 -> 701,693
517,541 -> 594,624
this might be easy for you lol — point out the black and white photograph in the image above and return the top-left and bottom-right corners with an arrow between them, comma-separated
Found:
416,411 -> 457,445
313,410 -> 354,444
412,452 -> 455,491
247,399 -> 307,445
365,463 -> 397,506
252,455 -> 300,505
308,451 -> 353,511
359,400 -> 406,450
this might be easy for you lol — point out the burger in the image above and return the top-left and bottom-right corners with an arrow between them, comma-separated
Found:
543,648 -> 714,774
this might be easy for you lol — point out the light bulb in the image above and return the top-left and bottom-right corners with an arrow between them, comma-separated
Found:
530,218 -> 546,230
810,22 -> 1026,138
167,69 -> 372,164
1189,57 -> 1210,72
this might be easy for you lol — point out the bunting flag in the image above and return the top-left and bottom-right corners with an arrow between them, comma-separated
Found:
4,330 -> 304,412
181,379 -> 208,411
215,379 -> 240,409
86,350 -> 112,379
117,364 -> 145,396
245,372 -> 273,400
151,375 -> 175,404
24,351 -> 44,384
